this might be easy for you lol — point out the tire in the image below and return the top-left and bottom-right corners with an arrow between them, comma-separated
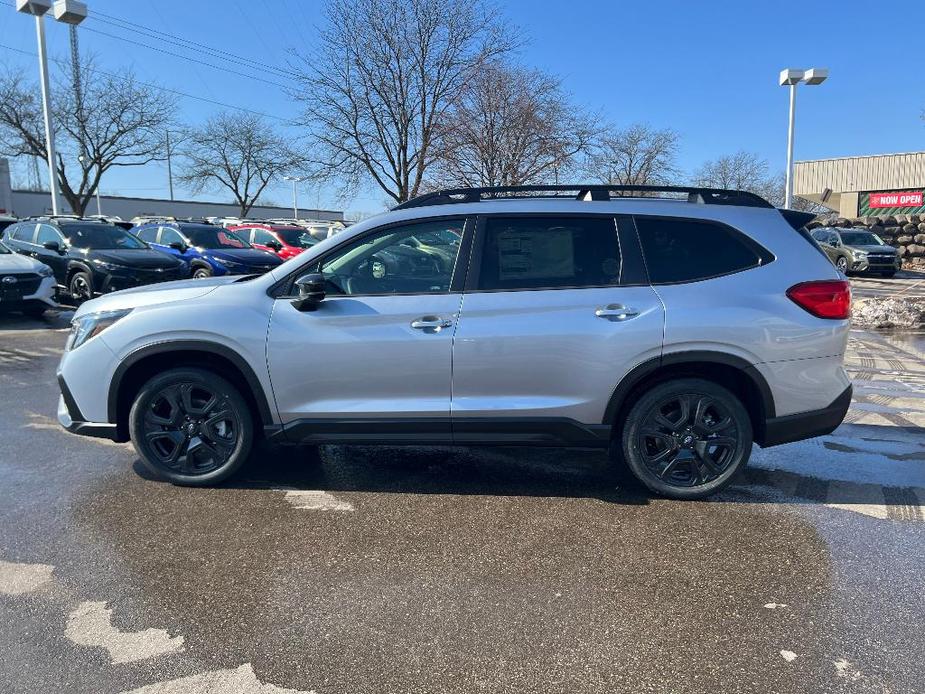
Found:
835,256 -> 848,272
129,367 -> 254,486
617,378 -> 753,500
192,266 -> 212,279
69,270 -> 93,303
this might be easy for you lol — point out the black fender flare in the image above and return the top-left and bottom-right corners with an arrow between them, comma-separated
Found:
602,350 -> 776,425
107,340 -> 275,425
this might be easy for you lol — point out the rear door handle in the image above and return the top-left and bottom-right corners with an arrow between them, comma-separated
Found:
411,316 -> 453,331
595,304 -> 639,321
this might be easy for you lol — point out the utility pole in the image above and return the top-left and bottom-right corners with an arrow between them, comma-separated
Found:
166,129 -> 174,201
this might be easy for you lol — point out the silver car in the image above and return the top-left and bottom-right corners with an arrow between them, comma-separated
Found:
55,185 -> 852,499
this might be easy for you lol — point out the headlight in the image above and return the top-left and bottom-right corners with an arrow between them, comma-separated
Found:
65,309 -> 132,351
854,251 -> 868,259
37,264 -> 54,278
92,259 -> 125,271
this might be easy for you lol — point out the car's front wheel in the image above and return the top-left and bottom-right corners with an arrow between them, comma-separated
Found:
129,368 -> 254,486
192,266 -> 212,279
69,270 -> 93,303
835,256 -> 848,272
618,378 -> 753,500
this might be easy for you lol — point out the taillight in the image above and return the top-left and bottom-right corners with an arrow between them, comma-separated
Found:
787,280 -> 851,319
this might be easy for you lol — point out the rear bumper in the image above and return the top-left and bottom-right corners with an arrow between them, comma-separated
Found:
57,376 -> 124,442
759,385 -> 852,447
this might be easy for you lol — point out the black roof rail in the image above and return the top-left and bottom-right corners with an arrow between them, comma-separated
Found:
393,184 -> 775,210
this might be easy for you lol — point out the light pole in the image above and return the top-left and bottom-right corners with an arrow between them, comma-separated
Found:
283,175 -> 307,220
15,0 -> 88,216
780,67 -> 828,209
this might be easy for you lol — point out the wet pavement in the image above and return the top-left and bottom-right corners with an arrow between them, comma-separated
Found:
1,316 -> 923,693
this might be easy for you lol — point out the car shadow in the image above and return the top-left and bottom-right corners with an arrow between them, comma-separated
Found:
0,308 -> 72,331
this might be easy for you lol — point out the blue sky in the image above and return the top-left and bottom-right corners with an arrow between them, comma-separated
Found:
1,0 -> 923,218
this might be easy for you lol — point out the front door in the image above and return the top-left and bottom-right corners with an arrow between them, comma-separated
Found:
267,217 -> 470,443
451,214 -> 665,442
34,223 -> 70,284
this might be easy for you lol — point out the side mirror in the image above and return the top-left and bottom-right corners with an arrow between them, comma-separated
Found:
169,241 -> 187,252
267,240 -> 283,252
43,241 -> 64,254
831,238 -> 841,248
291,272 -> 325,311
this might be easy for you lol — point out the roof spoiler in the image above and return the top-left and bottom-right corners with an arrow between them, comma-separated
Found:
778,209 -> 816,230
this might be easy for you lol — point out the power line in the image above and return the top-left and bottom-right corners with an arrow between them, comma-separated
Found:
0,43 -> 290,121
79,25 -> 293,90
84,9 -> 295,81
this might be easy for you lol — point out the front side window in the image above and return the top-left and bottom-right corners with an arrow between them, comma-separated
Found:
310,219 -> 465,296
475,216 -> 621,291
159,227 -> 185,246
635,217 -> 766,284
275,227 -> 316,248
36,224 -> 64,246
253,229 -> 276,246
840,231 -> 884,246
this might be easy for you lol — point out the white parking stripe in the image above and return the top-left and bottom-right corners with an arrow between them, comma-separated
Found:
65,601 -> 184,664
121,664 -> 311,693
283,489 -> 354,512
0,559 -> 54,595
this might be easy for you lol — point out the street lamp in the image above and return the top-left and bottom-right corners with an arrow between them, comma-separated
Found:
780,67 -> 828,209
283,175 -> 307,220
15,0 -> 88,216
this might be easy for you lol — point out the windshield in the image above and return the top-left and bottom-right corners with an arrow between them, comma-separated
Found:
184,226 -> 251,249
61,223 -> 147,250
840,231 -> 885,246
415,228 -> 461,246
275,228 -> 317,248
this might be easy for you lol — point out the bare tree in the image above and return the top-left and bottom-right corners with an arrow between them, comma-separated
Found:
0,61 -> 174,215
430,61 -> 598,187
691,150 -> 779,199
292,0 -> 515,204
588,124 -> 679,187
178,112 -> 302,217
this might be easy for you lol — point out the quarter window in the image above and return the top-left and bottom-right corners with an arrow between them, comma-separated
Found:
635,217 -> 767,284
475,216 -> 621,291
309,220 -> 465,296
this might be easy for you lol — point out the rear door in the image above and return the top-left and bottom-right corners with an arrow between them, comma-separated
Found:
450,214 -> 665,440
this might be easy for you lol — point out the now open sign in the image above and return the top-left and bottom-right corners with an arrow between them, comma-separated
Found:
869,191 -> 924,208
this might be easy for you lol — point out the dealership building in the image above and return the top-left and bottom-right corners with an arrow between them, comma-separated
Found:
793,151 -> 925,218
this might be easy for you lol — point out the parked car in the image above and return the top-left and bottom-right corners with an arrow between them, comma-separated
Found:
230,223 -> 319,260
133,222 -> 282,278
0,239 -> 57,316
1,218 -> 187,301
85,214 -> 134,230
810,227 -> 901,276
56,184 -> 852,500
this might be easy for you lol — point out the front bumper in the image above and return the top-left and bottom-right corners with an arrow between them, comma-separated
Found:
759,385 -> 852,447
57,375 -> 124,442
96,269 -> 187,294
0,275 -> 57,309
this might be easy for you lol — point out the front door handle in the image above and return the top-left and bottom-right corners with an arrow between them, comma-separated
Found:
411,316 -> 453,331
595,304 -> 639,321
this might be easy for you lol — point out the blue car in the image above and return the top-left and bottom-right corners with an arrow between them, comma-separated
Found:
134,222 -> 283,278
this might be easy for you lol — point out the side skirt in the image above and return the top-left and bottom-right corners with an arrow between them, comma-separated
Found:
271,417 -> 612,448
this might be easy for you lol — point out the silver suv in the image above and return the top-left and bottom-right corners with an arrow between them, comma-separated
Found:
56,185 -> 852,499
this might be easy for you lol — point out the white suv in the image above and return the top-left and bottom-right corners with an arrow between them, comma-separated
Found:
56,185 -> 852,499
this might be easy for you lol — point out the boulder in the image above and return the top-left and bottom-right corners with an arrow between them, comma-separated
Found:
918,222 -> 925,233
898,246 -> 908,256
903,223 -> 918,232
910,214 -> 921,224
895,214 -> 909,224
885,226 -> 901,236
907,244 -> 925,256
882,215 -> 897,226
897,235 -> 913,245
915,234 -> 925,244
914,257 -> 925,266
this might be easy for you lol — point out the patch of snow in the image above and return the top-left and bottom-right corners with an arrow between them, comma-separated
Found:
283,490 -> 354,512
0,559 -> 54,595
65,601 -> 184,664
853,297 -> 925,329
780,650 -> 799,663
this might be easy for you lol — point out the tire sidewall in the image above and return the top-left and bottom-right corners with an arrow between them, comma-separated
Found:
621,378 -> 753,500
69,271 -> 93,302
192,266 -> 212,279
129,367 -> 254,486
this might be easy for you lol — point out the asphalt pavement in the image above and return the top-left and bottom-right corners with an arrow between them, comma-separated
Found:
1,312 -> 923,694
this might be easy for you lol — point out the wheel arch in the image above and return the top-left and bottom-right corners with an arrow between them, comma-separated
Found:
604,351 -> 775,445
108,341 -> 275,441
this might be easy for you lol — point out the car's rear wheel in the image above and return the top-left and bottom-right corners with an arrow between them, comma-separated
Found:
129,367 -> 254,486
192,266 -> 212,279
618,378 -> 752,500
69,271 -> 93,303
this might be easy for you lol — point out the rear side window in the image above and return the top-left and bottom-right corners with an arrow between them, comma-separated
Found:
476,216 -> 621,290
635,217 -> 767,284
9,223 -> 36,242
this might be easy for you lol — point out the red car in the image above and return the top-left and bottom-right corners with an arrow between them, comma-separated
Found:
230,224 -> 319,261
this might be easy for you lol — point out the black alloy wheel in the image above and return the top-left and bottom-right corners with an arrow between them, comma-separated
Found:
129,368 -> 253,485
619,378 -> 752,499
69,271 -> 93,303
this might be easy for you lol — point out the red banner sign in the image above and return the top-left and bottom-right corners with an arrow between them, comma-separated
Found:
869,191 -> 924,208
